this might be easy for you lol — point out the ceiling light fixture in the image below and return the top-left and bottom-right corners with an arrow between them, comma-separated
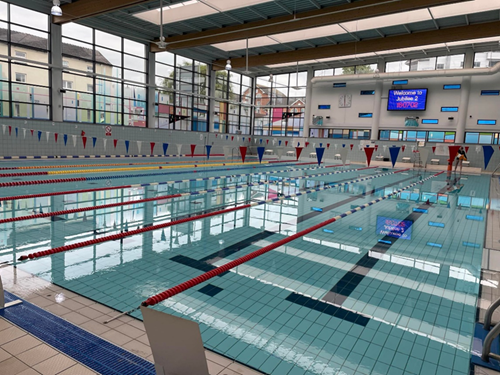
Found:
269,74 -> 273,82
155,0 -> 168,49
225,59 -> 232,71
51,0 -> 62,16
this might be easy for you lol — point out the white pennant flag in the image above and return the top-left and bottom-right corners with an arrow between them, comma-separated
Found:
383,145 -> 387,152
313,143 -> 316,148
237,136 -> 240,142
72,134 -> 77,147
1,124 -> 5,135
276,148 -> 284,159
411,145 -> 416,152
176,143 -> 182,156
137,141 -> 142,154
46,131 -> 50,142
476,145 -> 481,154
103,138 -> 107,150
358,144 -> 363,151
223,146 -> 231,159
420,148 -> 430,166
339,147 -> 349,165
334,144 -> 338,150
22,128 -> 26,139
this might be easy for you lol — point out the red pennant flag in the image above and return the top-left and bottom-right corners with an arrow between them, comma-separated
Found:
150,142 -> 155,155
82,136 -> 87,149
350,144 -> 353,150
215,134 -> 218,137
113,139 -> 118,148
248,137 -> 251,143
364,147 -> 375,167
285,141 -> 288,147
190,144 -> 196,157
30,129 -> 34,136
432,147 -> 436,153
8,126 -> 11,135
402,145 -> 406,152
295,147 -> 303,160
266,139 -> 269,145
239,146 -> 247,163
465,146 -> 469,153
54,133 -> 58,143
327,143 -> 330,149
448,145 -> 461,164
305,142 -> 309,148
231,136 -> 234,141
375,145 -> 378,151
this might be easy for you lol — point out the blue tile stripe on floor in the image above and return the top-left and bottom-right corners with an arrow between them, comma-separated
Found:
0,290 -> 155,375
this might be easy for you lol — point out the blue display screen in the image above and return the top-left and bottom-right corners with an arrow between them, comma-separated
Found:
387,89 -> 428,111
376,216 -> 413,240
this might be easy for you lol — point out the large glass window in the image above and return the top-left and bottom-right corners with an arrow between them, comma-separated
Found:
386,54 -> 464,72
379,130 -> 455,142
474,52 -> 500,68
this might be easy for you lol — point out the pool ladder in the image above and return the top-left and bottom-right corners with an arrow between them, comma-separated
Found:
481,297 -> 500,362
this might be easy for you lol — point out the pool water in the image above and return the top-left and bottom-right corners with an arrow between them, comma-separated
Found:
0,159 -> 487,375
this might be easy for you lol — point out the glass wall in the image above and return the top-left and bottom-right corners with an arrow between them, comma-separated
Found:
61,23 -> 147,126
385,54 -> 464,72
473,51 -> 500,68
309,128 -> 371,139
379,130 -> 456,142
0,4 -> 50,119
314,64 -> 377,77
253,72 -> 306,136
465,132 -> 500,144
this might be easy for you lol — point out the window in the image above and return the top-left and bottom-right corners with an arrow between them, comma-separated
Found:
360,90 -> 375,95
87,66 -> 93,73
63,60 -> 69,68
87,84 -> 93,93
359,113 -> 373,118
63,80 -> 73,89
443,85 -> 461,90
441,107 -> 458,112
481,90 -> 500,96
15,51 -> 26,59
15,73 -> 26,83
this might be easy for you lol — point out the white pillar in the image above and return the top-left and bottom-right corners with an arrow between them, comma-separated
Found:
463,48 -> 474,69
209,67 -> 216,132
371,80 -> 383,140
455,76 -> 471,143
303,67 -> 314,137
50,23 -> 63,122
147,51 -> 156,128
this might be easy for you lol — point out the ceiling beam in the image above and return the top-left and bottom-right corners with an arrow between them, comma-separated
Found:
53,0 -> 155,24
212,20 -> 500,70
157,0 -> 469,51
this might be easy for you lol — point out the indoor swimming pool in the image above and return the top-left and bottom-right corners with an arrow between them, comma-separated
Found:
0,157 -> 488,375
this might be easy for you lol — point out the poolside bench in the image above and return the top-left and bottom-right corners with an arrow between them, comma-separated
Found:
264,149 -> 273,155
286,151 -> 295,157
309,152 -> 317,158
334,154 -> 341,160
430,159 -> 440,165
402,157 -> 411,163
462,161 -> 470,167
375,155 -> 384,161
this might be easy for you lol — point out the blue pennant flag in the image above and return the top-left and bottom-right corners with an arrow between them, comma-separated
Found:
15,128 -> 18,137
257,146 -> 265,163
297,142 -> 300,147
37,131 -> 42,141
39,203 -> 43,214
226,135 -> 229,140
279,140 -> 282,146
242,137 -> 245,142
125,140 -> 130,153
316,147 -> 325,166
342,144 -> 346,148
483,145 -> 494,169
260,139 -> 263,144
206,145 -> 212,160
163,143 -> 168,155
92,137 -> 97,148
389,147 -> 401,168
63,134 -> 68,146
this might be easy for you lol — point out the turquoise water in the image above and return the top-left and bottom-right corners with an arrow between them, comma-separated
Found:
0,159 -> 487,375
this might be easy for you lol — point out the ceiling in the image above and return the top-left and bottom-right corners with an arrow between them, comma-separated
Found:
18,0 -> 500,75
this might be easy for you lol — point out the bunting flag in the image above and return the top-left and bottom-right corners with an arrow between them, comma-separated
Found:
215,134 -> 218,138
383,145 -> 387,152
316,147 -> 325,166
37,131 -> 42,141
237,136 -> 240,142
375,145 -> 378,151
305,142 -> 309,148
448,145 -> 461,164
223,146 -> 231,159
260,139 -> 263,144
465,146 -> 469,153
226,135 -> 229,140
432,146 -> 436,154
23,128 -> 26,138
54,133 -> 58,143
334,144 -> 338,150
476,145 -> 481,154
266,139 -> 269,145
483,145 -> 494,170
137,141 -> 142,154
205,145 -> 212,160
161,229 -> 167,242
176,144 -> 182,156
92,137 -> 97,148
402,145 -> 406,152
342,144 -> 346,148
72,134 -> 77,147
150,142 -> 155,155
389,147 -> 400,168
297,142 -> 300,147
419,148 -> 430,166
190,144 -> 196,157
285,141 -> 288,147
64,134 -> 68,146
113,139 -> 118,149
239,146 -> 247,163
248,137 -> 251,143
45,131 -> 50,142
30,129 -> 34,136
327,143 -> 330,149
82,136 -> 87,149
276,148 -> 284,159
339,147 -> 349,165
8,125 -> 11,135
350,144 -> 353,150
1,124 -> 5,135
15,127 -> 17,137
279,140 -> 282,146
242,137 -> 245,142
257,146 -> 265,163
103,138 -> 107,150
231,136 -> 234,141
163,143 -> 168,155
364,147 -> 375,167
125,140 -> 130,154
295,147 -> 303,161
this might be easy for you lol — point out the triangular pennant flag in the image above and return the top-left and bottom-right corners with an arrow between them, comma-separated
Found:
103,138 -> 107,150
63,134 -> 68,146
239,146 -> 247,163
375,145 -> 378,151
176,144 -> 182,155
15,127 -> 17,137
465,146 -> 469,153
113,139 -> 118,149
297,142 -> 300,147
226,135 -> 229,140
1,124 -> 5,135
54,133 -> 58,143
231,136 -> 234,141
30,129 -> 34,136
92,137 -> 96,148
23,128 -> 26,138
432,146 -> 436,154
45,131 -> 50,142
334,144 -> 338,150
350,144 -> 353,150
339,147 -> 349,165
39,204 -> 43,214
137,141 -> 142,153
305,142 -> 309,148
389,147 -> 401,168
150,142 -> 155,155
476,145 -> 481,154
483,145 -> 494,169
190,144 -> 196,157
163,143 -> 168,155
248,137 -> 251,143
8,126 -> 11,135
316,147 -> 325,166
38,131 -> 42,141
276,148 -> 284,159
279,140 -> 282,146
242,137 -> 245,142
420,148 -> 430,167
342,144 -> 346,148
285,141 -> 288,147
448,145 -> 461,165
327,143 -> 330,149
223,146 -> 231,159
237,136 -> 240,142
295,147 -> 303,160
402,145 -> 406,152
266,139 -> 269,145
125,140 -> 130,153
82,136 -> 87,149
161,229 -> 167,242
205,145 -> 212,160
215,133 -> 218,137
72,134 -> 77,147
257,146 -> 265,163
364,147 -> 375,167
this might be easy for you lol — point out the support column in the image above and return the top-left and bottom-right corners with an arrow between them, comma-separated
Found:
303,67 -> 314,137
463,48 -> 474,69
371,80 -> 383,140
147,51 -> 156,128
209,67 -> 216,132
50,23 -> 63,122
456,76 -> 471,143
377,58 -> 385,73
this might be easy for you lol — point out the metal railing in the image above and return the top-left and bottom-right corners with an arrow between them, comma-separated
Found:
482,297 -> 500,362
